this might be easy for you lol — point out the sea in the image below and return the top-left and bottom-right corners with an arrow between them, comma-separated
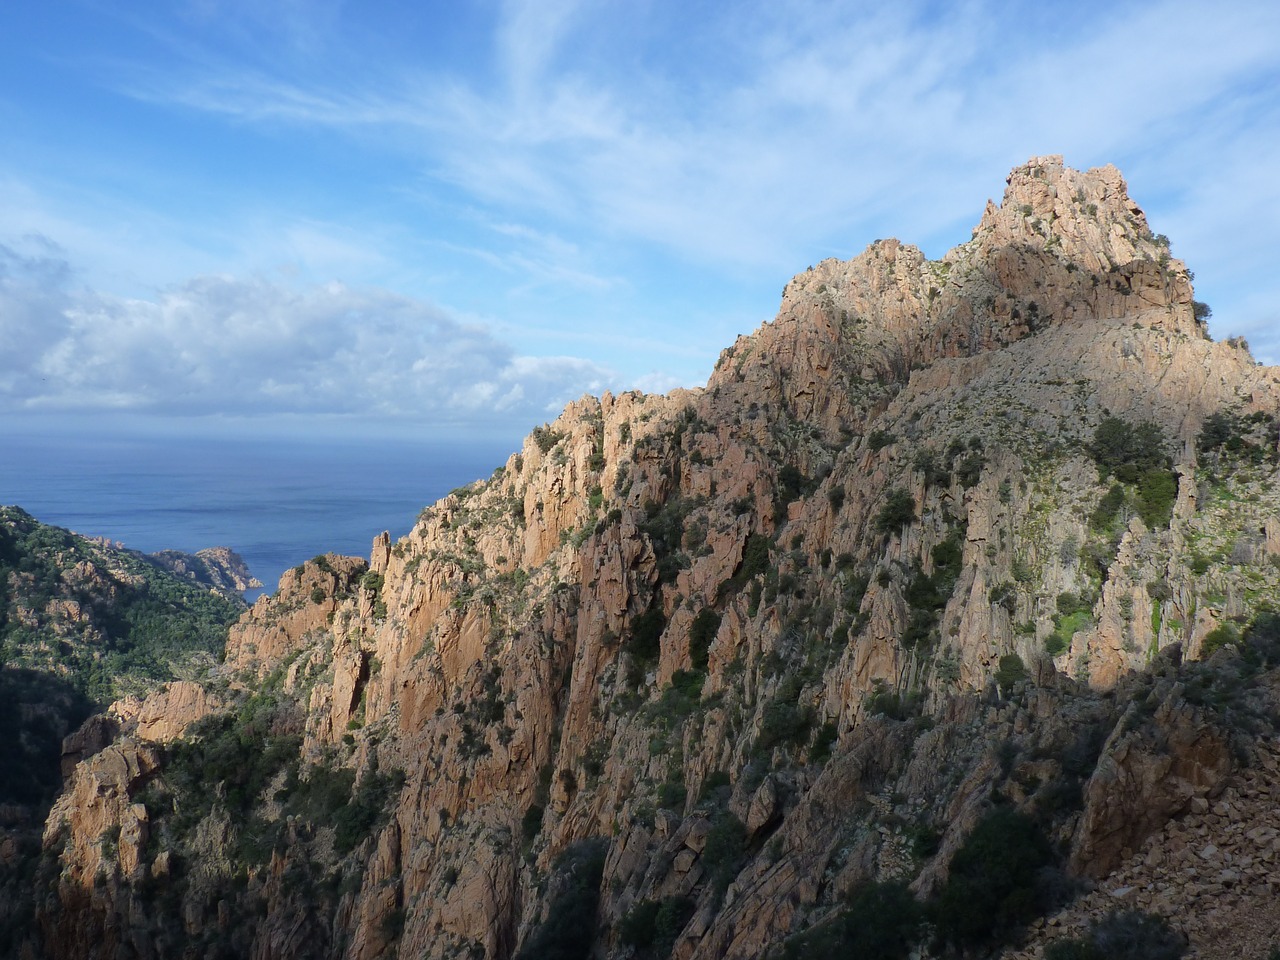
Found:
0,424 -> 517,602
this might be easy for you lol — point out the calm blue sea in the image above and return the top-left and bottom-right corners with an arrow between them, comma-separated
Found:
0,427 -> 515,600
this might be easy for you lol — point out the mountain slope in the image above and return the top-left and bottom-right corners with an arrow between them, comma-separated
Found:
0,506 -> 253,953
24,157 -> 1280,960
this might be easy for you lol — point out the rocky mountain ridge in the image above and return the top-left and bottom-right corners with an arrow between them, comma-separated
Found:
17,156 -> 1280,959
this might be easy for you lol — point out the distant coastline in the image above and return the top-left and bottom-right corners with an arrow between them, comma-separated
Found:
0,425 -> 516,599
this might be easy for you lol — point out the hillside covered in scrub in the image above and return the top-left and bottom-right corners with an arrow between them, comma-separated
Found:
14,157 -> 1280,960
0,506 -> 255,950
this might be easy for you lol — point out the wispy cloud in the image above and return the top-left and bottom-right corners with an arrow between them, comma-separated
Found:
113,1 -> 1280,256
18,0 -> 1280,377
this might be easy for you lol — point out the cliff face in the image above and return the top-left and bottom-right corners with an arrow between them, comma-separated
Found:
23,157 -> 1280,959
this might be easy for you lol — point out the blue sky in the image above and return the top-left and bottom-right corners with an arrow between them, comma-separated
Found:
2,0 -> 1278,444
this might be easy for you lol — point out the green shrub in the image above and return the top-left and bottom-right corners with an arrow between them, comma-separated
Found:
626,607 -> 667,664
166,695 -> 303,825
989,582 -> 1018,614
777,464 -> 812,509
912,449 -> 951,486
1044,909 -> 1186,960
844,574 -> 869,615
932,808 -> 1058,951
332,765 -> 405,854
741,534 -> 771,579
1057,592 -> 1090,616
866,682 -> 921,721
1091,418 -> 1170,482
657,781 -> 687,811
718,532 -> 772,602
757,696 -> 814,751
1200,623 -> 1239,657
522,804 -> 545,842
908,823 -> 941,858
1047,609 -> 1092,657
702,814 -> 748,892
996,653 -> 1028,692
532,425 -> 564,453
0,668 -> 94,807
1087,418 -> 1177,529
1196,410 -> 1278,467
1091,484 -> 1127,530
699,770 -> 732,802
514,839 -> 607,960
955,452 -> 985,488
827,484 -> 846,512
811,721 -> 839,762
868,429 -> 897,451
1241,612 -> 1280,670
618,900 -> 662,949
781,881 -> 924,960
756,674 -> 814,751
1196,411 -> 1235,453
279,762 -> 356,822
619,896 -> 696,958
901,561 -> 953,650
930,530 -> 964,584
1012,555 -> 1034,583
875,489 -> 916,535
1135,469 -> 1178,529
688,608 -> 722,671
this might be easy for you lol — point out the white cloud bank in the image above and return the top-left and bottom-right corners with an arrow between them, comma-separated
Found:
1,238 -> 615,425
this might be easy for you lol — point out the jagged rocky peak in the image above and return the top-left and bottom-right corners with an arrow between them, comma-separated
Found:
971,155 -> 1164,269
714,156 -> 1203,427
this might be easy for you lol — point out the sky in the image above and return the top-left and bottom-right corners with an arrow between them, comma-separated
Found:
2,0 -> 1278,445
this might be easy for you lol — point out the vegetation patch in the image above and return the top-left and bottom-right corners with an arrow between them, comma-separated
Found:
0,507 -> 243,704
875,488 -> 916,535
932,807 -> 1061,952
1197,410 -> 1279,470
718,533 -> 772,602
688,608 -> 722,670
618,896 -> 696,959
779,881 -> 924,960
756,674 -> 814,751
1088,417 -> 1177,529
1048,593 -> 1094,656
1044,909 -> 1186,960
514,839 -> 608,960
625,606 -> 668,665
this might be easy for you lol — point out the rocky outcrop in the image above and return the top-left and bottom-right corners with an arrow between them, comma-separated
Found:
1015,731 -> 1280,960
149,546 -> 263,596
1070,677 -> 1234,878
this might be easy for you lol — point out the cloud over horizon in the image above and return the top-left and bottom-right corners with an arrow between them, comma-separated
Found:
1,238 -> 616,426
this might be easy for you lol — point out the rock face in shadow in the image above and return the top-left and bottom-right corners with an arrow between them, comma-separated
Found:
20,158 -> 1280,960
